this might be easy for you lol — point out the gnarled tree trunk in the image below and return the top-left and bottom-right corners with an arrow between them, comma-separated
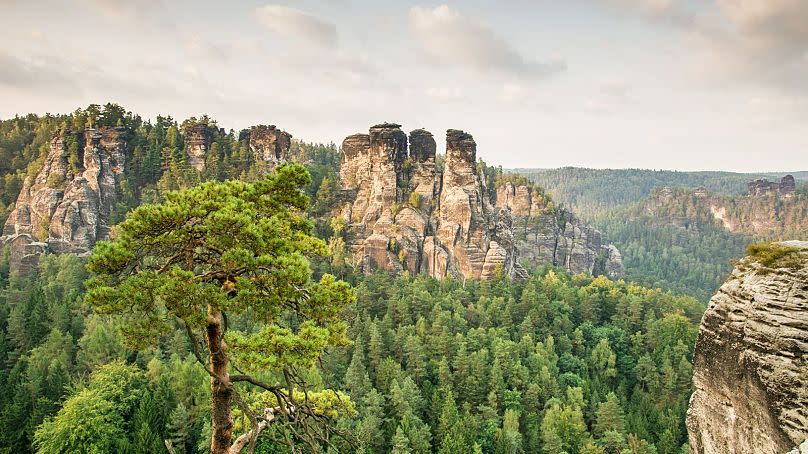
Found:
207,307 -> 234,454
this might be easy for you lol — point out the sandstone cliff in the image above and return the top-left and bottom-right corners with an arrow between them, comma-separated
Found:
643,185 -> 808,237
239,125 -> 292,171
338,124 -> 624,280
2,123 -> 292,275
2,128 -> 130,274
687,241 -> 808,454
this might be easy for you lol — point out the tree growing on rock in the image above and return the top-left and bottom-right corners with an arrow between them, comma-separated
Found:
85,164 -> 355,453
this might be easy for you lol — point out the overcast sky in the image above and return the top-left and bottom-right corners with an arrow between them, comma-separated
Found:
1,0 -> 806,171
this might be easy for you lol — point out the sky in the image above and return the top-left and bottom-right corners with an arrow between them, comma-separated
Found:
0,0 -> 806,172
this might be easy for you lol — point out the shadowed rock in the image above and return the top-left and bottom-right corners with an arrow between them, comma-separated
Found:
687,241 -> 808,454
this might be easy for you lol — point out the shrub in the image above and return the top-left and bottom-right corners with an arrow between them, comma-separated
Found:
746,242 -> 803,271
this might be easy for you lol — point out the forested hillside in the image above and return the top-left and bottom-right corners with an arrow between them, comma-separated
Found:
0,253 -> 702,453
516,167 -> 808,220
514,168 -> 808,302
0,104 -> 703,453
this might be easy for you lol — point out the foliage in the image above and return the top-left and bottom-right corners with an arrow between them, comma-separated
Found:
745,242 -> 803,271
83,165 -> 354,452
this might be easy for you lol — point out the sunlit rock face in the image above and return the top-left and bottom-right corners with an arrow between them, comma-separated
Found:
338,124 -> 624,280
2,127 -> 130,274
1,122 -> 293,275
687,241 -> 808,454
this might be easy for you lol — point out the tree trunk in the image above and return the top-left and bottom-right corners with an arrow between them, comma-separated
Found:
207,306 -> 234,454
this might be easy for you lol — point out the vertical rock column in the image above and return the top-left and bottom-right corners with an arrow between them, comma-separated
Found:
435,129 -> 492,279
182,123 -> 212,171
239,125 -> 292,171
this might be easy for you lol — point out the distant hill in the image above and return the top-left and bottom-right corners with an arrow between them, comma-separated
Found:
512,167 -> 808,301
511,167 -> 808,220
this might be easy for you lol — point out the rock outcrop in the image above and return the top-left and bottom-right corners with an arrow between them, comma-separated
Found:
747,175 -> 796,198
239,125 -> 292,170
182,122 -> 212,171
338,124 -> 624,280
2,127 -> 130,274
687,241 -> 808,454
496,182 -> 624,277
2,122 -> 291,274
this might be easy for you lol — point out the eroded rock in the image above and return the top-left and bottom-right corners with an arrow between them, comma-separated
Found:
338,124 -> 623,280
687,241 -> 808,454
2,127 -> 130,274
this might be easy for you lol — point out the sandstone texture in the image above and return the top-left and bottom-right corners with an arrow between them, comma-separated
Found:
182,122 -> 212,171
687,240 -> 808,454
3,123 -> 291,274
338,124 -> 624,280
239,125 -> 292,170
2,128 -> 130,274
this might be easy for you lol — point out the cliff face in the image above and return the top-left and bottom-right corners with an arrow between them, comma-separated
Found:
747,175 -> 796,198
686,241 -> 808,454
182,123 -> 212,171
643,185 -> 808,237
3,123 -> 291,275
338,124 -> 624,280
496,182 -> 624,277
2,128 -> 130,274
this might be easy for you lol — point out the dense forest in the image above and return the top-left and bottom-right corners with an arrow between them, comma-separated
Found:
0,105 -> 708,453
516,168 -> 808,302
517,167 -> 808,220
0,252 -> 702,453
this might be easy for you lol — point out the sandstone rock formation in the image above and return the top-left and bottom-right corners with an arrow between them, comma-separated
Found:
182,122 -> 212,171
687,241 -> 808,454
3,122 -> 292,274
338,124 -> 624,280
239,125 -> 292,170
2,127 -> 130,274
747,175 -> 796,198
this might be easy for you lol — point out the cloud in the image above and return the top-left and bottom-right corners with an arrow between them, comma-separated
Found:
585,80 -> 631,114
254,5 -> 338,48
596,0 -> 696,25
0,51 -> 82,91
600,0 -> 808,94
716,0 -> 808,56
75,0 -> 162,21
408,5 -> 565,77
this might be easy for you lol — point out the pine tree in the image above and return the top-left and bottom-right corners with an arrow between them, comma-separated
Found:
391,426 -> 412,454
436,390 -> 459,447
595,392 -> 626,437
167,402 -> 192,454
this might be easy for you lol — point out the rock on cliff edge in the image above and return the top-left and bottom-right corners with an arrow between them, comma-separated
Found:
687,241 -> 808,454
338,124 -> 624,280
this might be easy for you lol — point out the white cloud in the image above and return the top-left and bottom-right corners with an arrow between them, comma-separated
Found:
716,0 -> 808,55
408,5 -> 565,78
254,5 -> 338,48
499,83 -> 526,103
600,0 -> 808,94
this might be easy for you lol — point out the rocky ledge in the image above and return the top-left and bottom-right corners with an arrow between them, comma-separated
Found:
687,241 -> 808,454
